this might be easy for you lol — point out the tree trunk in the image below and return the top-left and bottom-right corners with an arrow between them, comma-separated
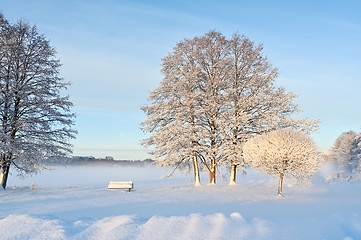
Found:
193,156 -> 201,186
209,169 -> 216,184
1,163 -> 10,190
229,160 -> 238,185
278,173 -> 284,196
229,162 -> 237,185
208,154 -> 217,184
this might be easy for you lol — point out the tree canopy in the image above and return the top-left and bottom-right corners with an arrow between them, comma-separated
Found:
243,129 -> 321,195
0,13 -> 77,189
141,30 -> 318,185
328,131 -> 361,180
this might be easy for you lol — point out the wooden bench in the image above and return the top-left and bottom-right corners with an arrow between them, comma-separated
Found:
107,181 -> 133,191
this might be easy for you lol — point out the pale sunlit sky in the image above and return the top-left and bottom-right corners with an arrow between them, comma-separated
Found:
1,0 -> 360,159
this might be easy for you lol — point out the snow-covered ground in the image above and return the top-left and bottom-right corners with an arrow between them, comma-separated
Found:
1,165 -> 361,240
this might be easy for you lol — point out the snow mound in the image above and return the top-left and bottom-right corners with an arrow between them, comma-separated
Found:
0,213 -> 273,240
4,212 -> 360,239
0,214 -> 65,240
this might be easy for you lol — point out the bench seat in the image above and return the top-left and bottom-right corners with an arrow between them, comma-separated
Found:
108,181 -> 133,191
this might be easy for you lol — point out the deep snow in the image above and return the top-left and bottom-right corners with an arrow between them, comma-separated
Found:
1,165 -> 361,240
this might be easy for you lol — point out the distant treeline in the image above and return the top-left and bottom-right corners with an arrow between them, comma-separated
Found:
44,156 -> 155,167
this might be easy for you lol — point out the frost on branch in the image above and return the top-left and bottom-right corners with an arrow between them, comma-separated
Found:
0,14 -> 77,189
141,30 -> 319,186
328,131 -> 361,181
243,129 -> 321,195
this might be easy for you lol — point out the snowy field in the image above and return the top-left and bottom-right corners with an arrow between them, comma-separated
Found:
1,165 -> 361,240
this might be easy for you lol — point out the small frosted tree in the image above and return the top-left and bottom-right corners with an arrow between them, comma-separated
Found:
243,129 -> 321,195
328,131 -> 361,180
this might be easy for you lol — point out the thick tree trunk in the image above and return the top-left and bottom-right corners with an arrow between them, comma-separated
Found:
278,173 -> 284,196
209,169 -> 216,184
229,162 -> 237,185
1,163 -> 10,189
208,154 -> 217,184
192,156 -> 201,186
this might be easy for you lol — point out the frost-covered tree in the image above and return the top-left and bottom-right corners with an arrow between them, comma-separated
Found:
221,33 -> 319,185
0,14 -> 77,189
141,30 -> 318,185
328,131 -> 361,180
190,31 -> 231,184
141,36 -> 206,185
243,129 -> 321,195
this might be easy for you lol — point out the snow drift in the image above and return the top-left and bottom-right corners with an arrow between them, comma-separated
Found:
1,165 -> 361,239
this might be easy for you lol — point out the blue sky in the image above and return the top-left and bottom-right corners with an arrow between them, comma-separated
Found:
1,0 -> 360,159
